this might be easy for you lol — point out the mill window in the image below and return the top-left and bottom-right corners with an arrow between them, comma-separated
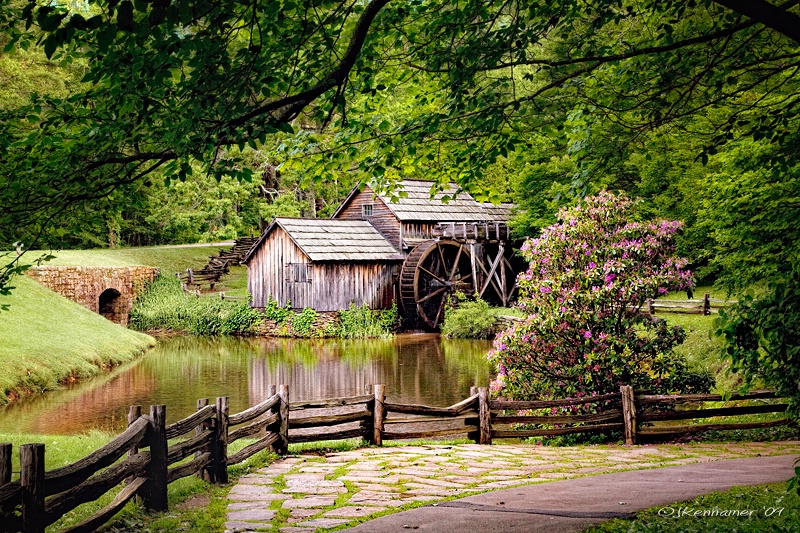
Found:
362,203 -> 374,217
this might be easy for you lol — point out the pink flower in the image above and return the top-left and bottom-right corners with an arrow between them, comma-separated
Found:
584,331 -> 592,338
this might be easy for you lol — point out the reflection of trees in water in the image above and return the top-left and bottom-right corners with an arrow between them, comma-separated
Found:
249,334 -> 492,407
0,335 -> 492,435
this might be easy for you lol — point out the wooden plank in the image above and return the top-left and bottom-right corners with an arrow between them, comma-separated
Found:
490,392 -> 620,410
290,410 -> 371,429
639,418 -> 790,437
167,453 -> 212,484
639,403 -> 789,422
45,452 -> 150,527
21,443 -> 45,533
230,398 -> 281,431
167,430 -> 213,465
492,423 -> 624,438
384,427 -> 473,440
228,433 -> 281,465
372,384 -> 385,446
479,388 -> 492,444
0,480 -> 20,507
492,411 -> 622,425
635,390 -> 778,404
213,397 -> 229,484
60,476 -> 147,533
277,385 -> 289,454
44,417 -> 148,496
621,385 -> 637,445
165,405 -> 216,440
387,414 -> 478,425
290,394 -> 373,410
384,395 -> 478,417
229,412 -> 281,443
288,427 -> 367,444
0,443 -> 10,484
141,405 -> 168,511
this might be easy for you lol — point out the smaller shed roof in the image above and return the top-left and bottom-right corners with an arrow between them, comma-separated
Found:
243,218 -> 404,263
333,179 -> 514,222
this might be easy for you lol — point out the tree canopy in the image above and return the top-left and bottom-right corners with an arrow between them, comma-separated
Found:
2,0 -> 799,292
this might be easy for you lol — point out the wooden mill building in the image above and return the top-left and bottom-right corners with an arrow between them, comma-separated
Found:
244,180 -> 517,328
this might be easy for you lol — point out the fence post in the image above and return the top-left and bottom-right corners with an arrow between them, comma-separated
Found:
277,384 -> 289,455
141,405 -> 168,511
703,293 -> 711,315
372,384 -> 385,446
620,386 -> 637,445
126,405 -> 141,484
470,386 -> 478,397
187,268 -> 194,284
213,397 -> 229,484
478,388 -> 492,445
20,443 -> 45,533
194,399 -> 209,480
0,443 -> 10,485
647,298 -> 655,315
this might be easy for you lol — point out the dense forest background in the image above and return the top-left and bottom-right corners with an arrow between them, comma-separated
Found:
1,1 -> 798,297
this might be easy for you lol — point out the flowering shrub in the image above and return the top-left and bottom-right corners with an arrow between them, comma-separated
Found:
489,191 -> 711,400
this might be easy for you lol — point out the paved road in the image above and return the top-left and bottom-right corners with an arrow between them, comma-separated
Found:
224,440 -> 799,532
341,454 -> 797,533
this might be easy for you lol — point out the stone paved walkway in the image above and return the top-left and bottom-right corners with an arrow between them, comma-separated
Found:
224,440 -> 800,532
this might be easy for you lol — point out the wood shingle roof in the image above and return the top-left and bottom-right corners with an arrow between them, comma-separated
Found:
333,179 -> 514,222
243,218 -> 404,263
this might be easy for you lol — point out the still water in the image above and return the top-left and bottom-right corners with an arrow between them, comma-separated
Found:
0,334 -> 492,435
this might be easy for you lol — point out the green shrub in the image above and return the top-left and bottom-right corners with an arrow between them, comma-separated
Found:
336,302 -> 397,338
129,275 -> 261,335
263,296 -> 292,325
289,307 -> 317,336
441,295 -> 498,339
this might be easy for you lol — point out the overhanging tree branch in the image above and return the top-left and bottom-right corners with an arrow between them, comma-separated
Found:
713,0 -> 800,43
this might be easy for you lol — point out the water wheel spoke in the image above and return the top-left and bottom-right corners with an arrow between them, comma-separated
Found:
436,242 -> 448,274
448,245 -> 463,280
433,296 -> 446,327
417,286 -> 448,304
419,266 -> 447,284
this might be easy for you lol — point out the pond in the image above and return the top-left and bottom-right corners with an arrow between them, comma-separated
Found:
0,334 -> 493,435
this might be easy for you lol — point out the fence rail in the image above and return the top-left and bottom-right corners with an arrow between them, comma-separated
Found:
645,293 -> 736,315
0,384 -> 793,532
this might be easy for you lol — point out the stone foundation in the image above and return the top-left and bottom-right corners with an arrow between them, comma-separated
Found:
26,265 -> 159,325
257,311 -> 340,337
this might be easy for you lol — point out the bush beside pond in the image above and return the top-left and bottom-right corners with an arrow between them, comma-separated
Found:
129,275 -> 261,335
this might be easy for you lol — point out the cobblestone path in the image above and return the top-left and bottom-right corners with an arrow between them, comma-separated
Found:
224,440 -> 800,532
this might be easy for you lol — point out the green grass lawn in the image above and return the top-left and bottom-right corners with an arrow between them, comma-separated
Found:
0,275 -> 154,403
23,244 -> 228,276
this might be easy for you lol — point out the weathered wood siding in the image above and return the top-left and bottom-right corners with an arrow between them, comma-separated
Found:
335,188 -> 402,251
401,222 -> 439,243
248,228 -> 313,309
313,263 -> 396,311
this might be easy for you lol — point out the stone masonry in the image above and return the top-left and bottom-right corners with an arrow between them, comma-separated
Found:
26,265 -> 159,325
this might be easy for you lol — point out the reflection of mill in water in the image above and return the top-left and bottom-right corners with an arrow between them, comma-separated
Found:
247,335 -> 480,407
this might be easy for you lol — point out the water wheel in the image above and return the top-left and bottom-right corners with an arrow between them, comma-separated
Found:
399,239 -> 473,329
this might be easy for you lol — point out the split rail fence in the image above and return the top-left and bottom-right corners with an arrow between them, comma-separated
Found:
645,293 -> 735,315
0,384 -> 792,532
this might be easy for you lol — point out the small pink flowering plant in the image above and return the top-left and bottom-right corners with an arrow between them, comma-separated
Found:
488,191 -> 710,402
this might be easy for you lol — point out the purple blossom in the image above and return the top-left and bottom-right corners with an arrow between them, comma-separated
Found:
584,330 -> 592,339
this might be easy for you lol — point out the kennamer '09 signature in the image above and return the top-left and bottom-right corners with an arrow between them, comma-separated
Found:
657,506 -> 786,518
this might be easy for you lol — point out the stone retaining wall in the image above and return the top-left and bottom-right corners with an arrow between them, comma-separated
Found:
257,311 -> 340,337
26,265 -> 159,325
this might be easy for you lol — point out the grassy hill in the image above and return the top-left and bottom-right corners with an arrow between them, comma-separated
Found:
0,244 -> 249,403
0,275 -> 155,403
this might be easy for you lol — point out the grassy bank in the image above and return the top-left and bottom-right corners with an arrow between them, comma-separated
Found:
0,275 -> 154,403
129,275 -> 261,335
585,482 -> 799,533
